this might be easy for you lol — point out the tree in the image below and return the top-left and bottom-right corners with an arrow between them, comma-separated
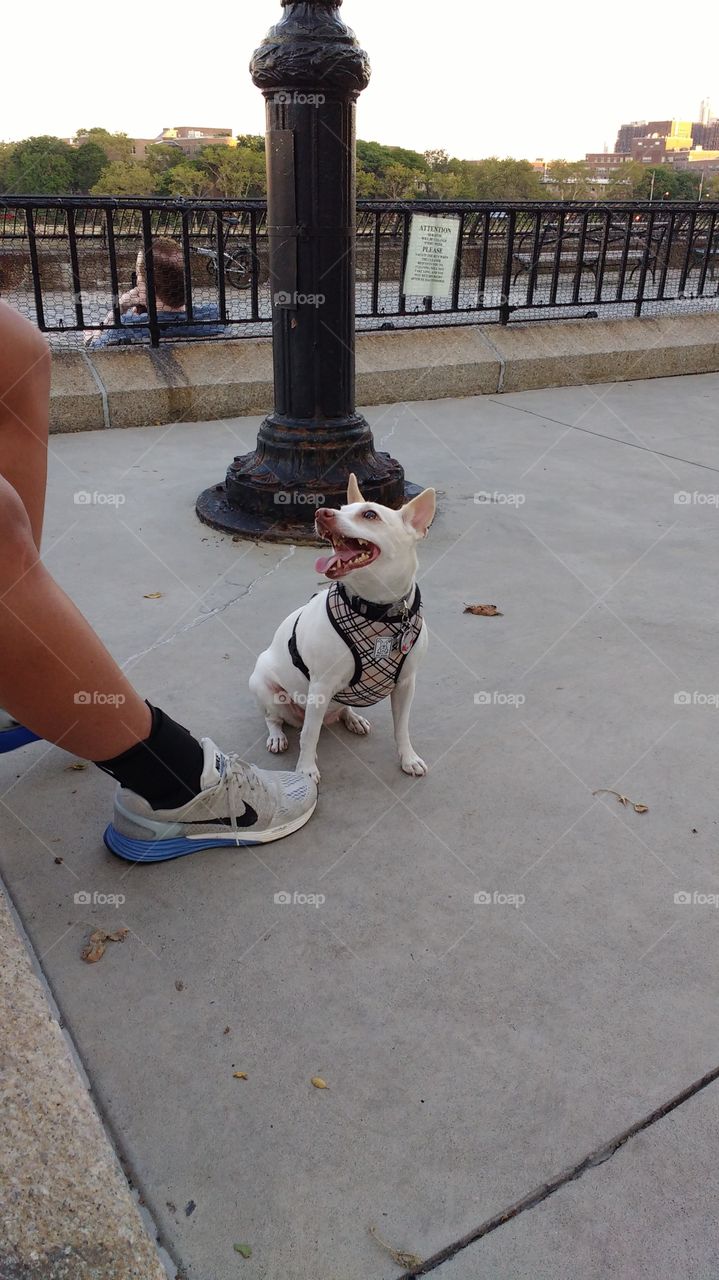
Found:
4,136 -> 74,194
166,162 -> 212,197
90,160 -> 156,196
380,163 -> 419,199
75,128 -> 133,163
197,144 -> 266,197
545,160 -> 594,199
356,166 -> 380,197
0,142 -> 15,192
71,142 -> 108,193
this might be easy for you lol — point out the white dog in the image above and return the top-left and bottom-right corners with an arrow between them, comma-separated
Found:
250,475 -> 436,783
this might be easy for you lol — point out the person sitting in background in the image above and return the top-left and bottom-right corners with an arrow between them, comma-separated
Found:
87,237 -> 224,347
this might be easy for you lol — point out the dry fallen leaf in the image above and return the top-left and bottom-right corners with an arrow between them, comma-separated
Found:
81,927 -> 129,964
311,1076 -> 329,1089
233,1072 -> 248,1080
464,603 -> 503,616
66,762 -> 87,771
593,789 -> 648,814
369,1226 -> 423,1270
143,592 -> 163,599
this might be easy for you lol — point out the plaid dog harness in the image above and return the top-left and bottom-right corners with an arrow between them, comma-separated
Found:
288,582 -> 423,708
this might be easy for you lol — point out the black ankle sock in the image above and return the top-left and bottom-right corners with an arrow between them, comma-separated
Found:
95,703 -> 205,810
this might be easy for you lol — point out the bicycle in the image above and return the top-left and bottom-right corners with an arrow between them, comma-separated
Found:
192,215 -> 256,291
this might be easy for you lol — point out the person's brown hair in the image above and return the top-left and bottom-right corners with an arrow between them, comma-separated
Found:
137,237 -> 186,310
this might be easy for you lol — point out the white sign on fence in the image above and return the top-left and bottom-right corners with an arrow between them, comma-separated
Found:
402,213 -> 461,298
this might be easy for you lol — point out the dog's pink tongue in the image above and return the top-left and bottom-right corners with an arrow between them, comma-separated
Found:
315,546 -> 356,575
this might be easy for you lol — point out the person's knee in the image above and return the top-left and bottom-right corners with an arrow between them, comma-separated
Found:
0,482 -> 39,582
0,303 -> 50,405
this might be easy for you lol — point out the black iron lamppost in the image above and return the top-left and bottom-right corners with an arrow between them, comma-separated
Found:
197,0 -> 415,541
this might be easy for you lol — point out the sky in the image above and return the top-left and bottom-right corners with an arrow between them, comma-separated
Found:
2,0 -> 718,160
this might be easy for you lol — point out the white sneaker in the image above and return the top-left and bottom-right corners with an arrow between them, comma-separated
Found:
104,737 -> 317,862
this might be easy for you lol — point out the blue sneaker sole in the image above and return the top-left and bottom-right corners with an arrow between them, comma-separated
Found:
103,824 -> 262,863
0,725 -> 41,754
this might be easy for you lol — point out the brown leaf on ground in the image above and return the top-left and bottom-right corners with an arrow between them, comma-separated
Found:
66,762 -> 87,771
81,927 -> 129,963
311,1076 -> 329,1089
369,1226 -> 423,1270
592,789 -> 648,814
143,592 -> 163,599
233,1072 -> 248,1080
464,603 -> 503,616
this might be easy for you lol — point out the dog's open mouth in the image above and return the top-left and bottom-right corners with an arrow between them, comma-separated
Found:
315,534 -> 380,579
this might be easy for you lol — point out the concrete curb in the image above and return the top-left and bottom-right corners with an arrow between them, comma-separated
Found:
50,312 -> 719,432
0,887 -> 170,1280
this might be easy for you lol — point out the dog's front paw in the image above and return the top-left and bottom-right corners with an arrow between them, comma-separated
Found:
298,764 -> 321,784
342,709 -> 371,735
401,753 -> 428,777
267,730 -> 288,754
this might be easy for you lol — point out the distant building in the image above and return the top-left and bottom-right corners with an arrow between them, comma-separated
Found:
157,127 -> 235,157
587,110 -> 719,179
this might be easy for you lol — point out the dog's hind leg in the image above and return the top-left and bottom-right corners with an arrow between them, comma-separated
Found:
249,667 -> 289,754
338,706 -> 371,736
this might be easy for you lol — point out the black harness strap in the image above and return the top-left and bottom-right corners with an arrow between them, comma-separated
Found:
288,614 -> 311,682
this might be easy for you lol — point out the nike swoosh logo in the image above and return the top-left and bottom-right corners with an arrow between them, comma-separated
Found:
184,806 -> 258,828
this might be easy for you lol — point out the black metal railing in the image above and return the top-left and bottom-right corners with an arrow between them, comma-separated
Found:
1,195 -> 718,346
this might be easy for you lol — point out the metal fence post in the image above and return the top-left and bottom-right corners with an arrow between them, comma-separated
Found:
196,0 -> 415,541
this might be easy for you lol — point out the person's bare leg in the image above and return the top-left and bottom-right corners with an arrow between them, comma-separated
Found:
0,300 -> 50,550
0,303 -> 151,757
0,475 -> 151,757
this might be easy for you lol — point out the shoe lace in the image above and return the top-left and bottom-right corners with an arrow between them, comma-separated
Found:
221,753 -> 263,836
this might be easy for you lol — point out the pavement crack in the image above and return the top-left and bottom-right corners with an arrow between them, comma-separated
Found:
399,1061 -> 719,1276
121,545 -> 296,671
488,396 -> 719,475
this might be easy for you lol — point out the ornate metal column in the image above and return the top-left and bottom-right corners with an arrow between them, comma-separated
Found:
196,0 -> 414,541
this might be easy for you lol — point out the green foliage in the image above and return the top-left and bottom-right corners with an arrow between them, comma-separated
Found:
166,162 -> 212,197
71,142 -> 108,193
75,128 -> 133,163
90,160 -> 156,196
545,160 -> 594,198
3,136 -> 75,194
197,144 -> 266,197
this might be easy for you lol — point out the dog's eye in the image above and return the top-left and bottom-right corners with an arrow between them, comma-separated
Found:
362,509 -> 379,520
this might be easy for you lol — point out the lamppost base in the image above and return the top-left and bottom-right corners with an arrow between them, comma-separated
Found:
196,479 -> 424,544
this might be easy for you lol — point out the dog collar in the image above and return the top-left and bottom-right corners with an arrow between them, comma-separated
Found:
336,582 -> 421,623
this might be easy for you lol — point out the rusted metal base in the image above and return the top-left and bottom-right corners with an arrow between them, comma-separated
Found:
196,478 -> 424,544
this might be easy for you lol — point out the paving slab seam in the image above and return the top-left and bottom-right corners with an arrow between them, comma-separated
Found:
488,394 -> 719,476
80,349 -> 111,430
475,328 -> 507,392
120,543 -> 296,672
397,1064 -> 719,1277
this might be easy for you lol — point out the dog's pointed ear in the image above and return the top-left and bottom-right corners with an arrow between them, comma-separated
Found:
347,473 -> 364,504
402,488 -> 436,537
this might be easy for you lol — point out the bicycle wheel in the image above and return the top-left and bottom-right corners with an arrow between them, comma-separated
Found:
225,248 -> 254,290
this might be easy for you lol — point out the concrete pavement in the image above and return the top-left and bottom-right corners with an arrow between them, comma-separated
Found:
2,374 -> 719,1278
